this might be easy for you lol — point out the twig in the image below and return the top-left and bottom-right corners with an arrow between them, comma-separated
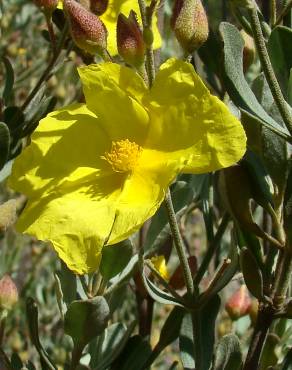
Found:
249,6 -> 292,136
274,0 -> 292,26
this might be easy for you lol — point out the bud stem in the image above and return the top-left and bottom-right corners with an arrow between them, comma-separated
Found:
249,5 -> 292,136
164,189 -> 201,368
243,246 -> 292,369
21,20 -> 69,113
70,342 -> 85,370
45,12 -> 57,56
274,0 -> 292,26
137,0 -> 155,87
269,0 -> 277,25
164,190 -> 194,298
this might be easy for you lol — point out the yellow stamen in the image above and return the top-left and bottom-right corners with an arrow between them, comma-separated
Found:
101,139 -> 142,173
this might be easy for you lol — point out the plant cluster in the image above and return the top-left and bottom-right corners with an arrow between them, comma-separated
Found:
0,0 -> 291,369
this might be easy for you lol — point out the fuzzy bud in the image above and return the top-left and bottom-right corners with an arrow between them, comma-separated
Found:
0,199 -> 17,232
171,0 -> 209,54
225,285 -> 252,320
34,0 -> 58,12
117,11 -> 145,67
64,0 -> 107,55
90,0 -> 108,15
0,275 -> 18,311
240,30 -> 256,72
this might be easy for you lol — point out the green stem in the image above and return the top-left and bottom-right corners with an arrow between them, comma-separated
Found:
192,311 -> 203,370
164,189 -> 194,297
243,304 -> 274,370
244,245 -> 292,369
193,214 -> 230,286
45,12 -> 57,56
165,189 -> 200,368
272,249 -> 292,308
69,343 -> 84,370
270,0 -> 277,25
21,21 -> 69,112
249,6 -> 292,136
137,0 -> 155,87
274,0 -> 292,25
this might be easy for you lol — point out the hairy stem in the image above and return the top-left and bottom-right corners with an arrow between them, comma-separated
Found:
243,305 -> 274,370
21,21 -> 69,112
193,213 -> 230,286
138,0 -> 155,87
45,13 -> 57,56
70,343 -> 84,370
244,247 -> 292,369
270,0 -> 277,25
274,0 -> 292,25
249,6 -> 292,136
272,249 -> 292,308
165,190 -> 194,297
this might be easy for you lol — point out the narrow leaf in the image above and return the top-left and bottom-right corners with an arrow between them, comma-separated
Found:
1,57 -> 14,104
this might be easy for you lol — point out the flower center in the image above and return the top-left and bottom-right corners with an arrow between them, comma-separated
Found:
101,139 -> 142,173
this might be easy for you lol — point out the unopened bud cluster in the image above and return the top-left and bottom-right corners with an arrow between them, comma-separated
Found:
117,11 -> 145,67
64,0 -> 107,55
171,0 -> 209,54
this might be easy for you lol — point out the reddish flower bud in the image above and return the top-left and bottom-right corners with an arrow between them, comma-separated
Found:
90,0 -> 109,15
34,0 -> 58,12
117,11 -> 145,67
240,30 -> 256,72
64,0 -> 107,55
0,275 -> 18,311
225,285 -> 252,320
171,0 -> 209,54
248,299 -> 258,326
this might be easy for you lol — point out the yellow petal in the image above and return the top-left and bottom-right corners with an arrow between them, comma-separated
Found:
144,58 -> 247,173
150,255 -> 170,281
78,62 -> 149,144
8,104 -> 112,198
16,187 -> 119,274
100,0 -> 162,56
108,148 -> 181,244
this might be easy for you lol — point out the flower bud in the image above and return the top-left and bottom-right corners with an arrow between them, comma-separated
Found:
34,0 -> 58,12
248,299 -> 258,326
0,199 -> 17,232
64,0 -> 107,55
90,0 -> 108,15
117,11 -> 145,67
240,30 -> 255,72
225,285 -> 252,320
171,0 -> 209,54
0,275 -> 18,311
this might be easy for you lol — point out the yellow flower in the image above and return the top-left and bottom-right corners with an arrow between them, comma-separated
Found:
57,0 -> 162,56
9,58 -> 246,274
150,255 -> 170,281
